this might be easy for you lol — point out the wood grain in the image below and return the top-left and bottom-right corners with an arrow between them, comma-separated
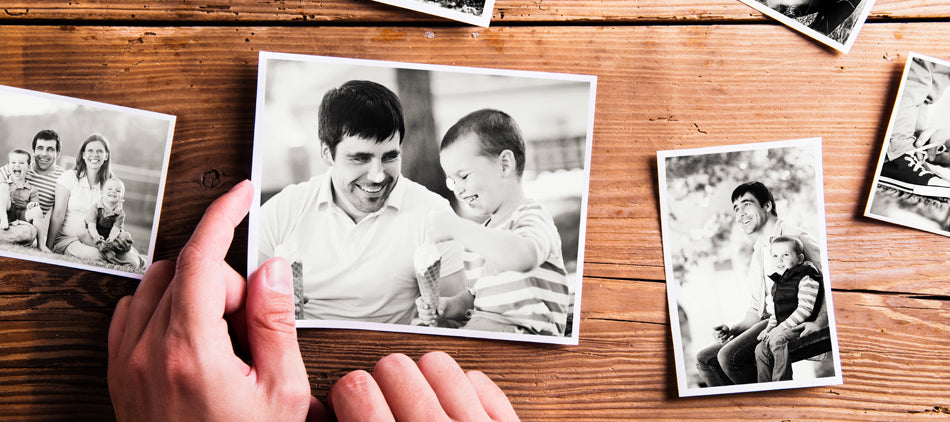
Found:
0,1 -> 944,23
0,17 -> 947,422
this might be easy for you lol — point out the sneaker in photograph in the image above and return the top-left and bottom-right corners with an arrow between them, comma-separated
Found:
878,154 -> 950,197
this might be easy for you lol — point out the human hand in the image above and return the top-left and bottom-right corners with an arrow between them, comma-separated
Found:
26,201 -> 38,209
713,324 -> 731,343
107,180 -> 325,422
415,295 -> 446,327
798,321 -> 820,337
329,351 -> 519,421
757,328 -> 771,342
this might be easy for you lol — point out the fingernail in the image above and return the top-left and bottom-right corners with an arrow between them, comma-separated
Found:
228,179 -> 251,193
264,260 -> 293,295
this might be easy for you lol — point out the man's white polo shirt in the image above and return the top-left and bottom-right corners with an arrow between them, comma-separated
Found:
259,172 -> 461,325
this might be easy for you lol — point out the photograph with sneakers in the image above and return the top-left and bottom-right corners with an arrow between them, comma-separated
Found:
249,52 -> 594,345
866,52 -> 950,236
0,85 -> 174,279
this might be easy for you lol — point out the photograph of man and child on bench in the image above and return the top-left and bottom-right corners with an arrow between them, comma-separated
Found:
658,138 -> 843,396
0,86 -> 174,279
249,53 -> 595,345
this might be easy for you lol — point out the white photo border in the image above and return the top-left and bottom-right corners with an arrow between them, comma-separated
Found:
0,84 -> 175,280
657,138 -> 843,397
249,51 -> 596,346
737,0 -> 875,53
372,0 -> 496,27
865,52 -> 950,236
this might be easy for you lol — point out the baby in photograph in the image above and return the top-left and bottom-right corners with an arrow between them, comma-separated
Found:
81,177 -> 134,264
755,235 -> 824,382
416,109 -> 571,336
0,148 -> 43,243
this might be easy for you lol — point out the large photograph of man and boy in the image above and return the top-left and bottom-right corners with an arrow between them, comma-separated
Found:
866,53 -> 950,236
658,138 -> 842,396
248,52 -> 594,345
0,85 -> 174,279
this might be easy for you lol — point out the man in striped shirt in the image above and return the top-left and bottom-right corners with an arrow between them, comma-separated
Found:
755,235 -> 824,382
0,130 -> 65,249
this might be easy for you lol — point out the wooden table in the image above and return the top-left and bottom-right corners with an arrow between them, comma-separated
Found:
1,1 -> 948,420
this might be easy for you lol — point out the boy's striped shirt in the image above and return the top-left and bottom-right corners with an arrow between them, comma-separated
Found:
466,200 -> 571,336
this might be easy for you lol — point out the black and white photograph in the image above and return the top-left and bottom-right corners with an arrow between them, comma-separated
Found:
372,0 -> 496,27
658,138 -> 842,397
866,53 -> 950,236
248,52 -> 595,345
737,0 -> 875,53
0,85 -> 174,279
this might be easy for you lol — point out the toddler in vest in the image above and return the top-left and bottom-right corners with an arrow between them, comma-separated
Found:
755,235 -> 824,382
415,109 -> 571,336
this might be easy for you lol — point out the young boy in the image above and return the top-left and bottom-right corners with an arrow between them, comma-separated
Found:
416,109 -> 571,336
0,149 -> 43,245
82,177 -> 133,264
755,235 -> 824,382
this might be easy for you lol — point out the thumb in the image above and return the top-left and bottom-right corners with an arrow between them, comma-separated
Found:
246,257 -> 308,389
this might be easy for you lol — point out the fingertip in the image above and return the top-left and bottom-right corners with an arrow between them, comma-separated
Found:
330,370 -> 395,422
467,370 -> 519,421
374,353 -> 416,376
135,260 -> 174,294
259,257 -> 293,295
306,396 -> 331,422
417,350 -> 457,371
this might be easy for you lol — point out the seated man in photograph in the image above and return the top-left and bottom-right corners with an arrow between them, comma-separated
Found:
695,181 -> 832,386
258,80 -> 464,324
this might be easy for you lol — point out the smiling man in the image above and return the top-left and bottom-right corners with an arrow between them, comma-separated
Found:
694,181 -> 832,387
258,80 -> 463,325
0,130 -> 65,249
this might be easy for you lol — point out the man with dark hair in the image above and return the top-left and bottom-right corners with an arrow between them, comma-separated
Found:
695,181 -> 832,386
0,129 -> 64,249
258,80 -> 463,324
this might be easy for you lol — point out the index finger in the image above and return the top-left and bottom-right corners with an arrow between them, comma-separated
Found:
172,180 -> 254,325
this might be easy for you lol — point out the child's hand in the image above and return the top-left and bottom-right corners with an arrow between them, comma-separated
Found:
713,324 -> 731,343
26,201 -> 38,209
424,211 -> 457,243
757,328 -> 771,342
415,296 -> 445,326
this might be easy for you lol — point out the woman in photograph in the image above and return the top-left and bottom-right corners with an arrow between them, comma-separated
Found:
47,134 -> 143,269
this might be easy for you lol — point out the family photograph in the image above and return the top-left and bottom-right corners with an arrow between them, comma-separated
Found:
0,86 -> 174,278
658,138 -> 842,396
249,52 -> 595,345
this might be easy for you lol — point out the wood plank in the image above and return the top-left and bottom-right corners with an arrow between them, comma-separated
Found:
0,289 -> 946,420
0,24 -> 948,292
0,0 -> 944,23
0,23 -> 947,421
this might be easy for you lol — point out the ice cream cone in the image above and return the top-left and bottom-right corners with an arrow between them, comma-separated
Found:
414,243 -> 442,326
